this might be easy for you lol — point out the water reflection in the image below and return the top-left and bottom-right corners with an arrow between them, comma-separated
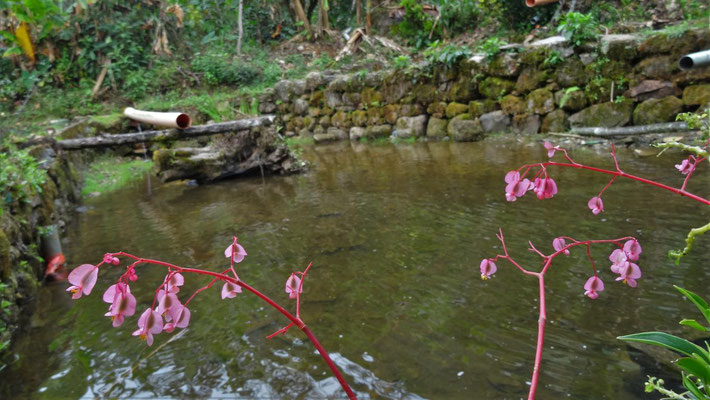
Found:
1,139 -> 709,399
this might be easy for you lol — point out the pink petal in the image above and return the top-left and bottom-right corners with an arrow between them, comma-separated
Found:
480,259 -> 497,279
68,264 -> 96,287
103,284 -> 118,303
505,170 -> 520,184
623,239 -> 642,261
587,196 -> 604,215
82,267 -> 99,296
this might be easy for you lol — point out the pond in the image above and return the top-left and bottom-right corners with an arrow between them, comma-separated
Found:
2,138 -> 709,399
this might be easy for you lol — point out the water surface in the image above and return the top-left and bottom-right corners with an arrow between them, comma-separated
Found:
2,138 -> 709,399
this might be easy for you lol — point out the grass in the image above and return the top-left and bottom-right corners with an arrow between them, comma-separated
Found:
81,156 -> 154,197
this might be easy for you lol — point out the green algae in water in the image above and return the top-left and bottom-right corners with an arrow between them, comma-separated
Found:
81,156 -> 153,197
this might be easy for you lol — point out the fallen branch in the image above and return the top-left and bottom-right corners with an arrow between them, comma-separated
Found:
571,122 -> 691,137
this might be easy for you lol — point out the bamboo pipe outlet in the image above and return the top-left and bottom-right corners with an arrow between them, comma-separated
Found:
679,50 -> 710,70
124,107 -> 192,129
526,0 -> 559,7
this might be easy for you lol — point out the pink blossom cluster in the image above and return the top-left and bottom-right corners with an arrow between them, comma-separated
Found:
504,170 -> 557,202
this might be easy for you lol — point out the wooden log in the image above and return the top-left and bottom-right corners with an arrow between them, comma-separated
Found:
571,121 -> 691,137
56,116 -> 275,150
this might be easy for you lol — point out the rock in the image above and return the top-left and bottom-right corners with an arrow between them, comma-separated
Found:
331,111 -> 351,129
382,78 -> 413,104
343,92 -> 361,108
635,56 -> 678,80
500,95 -> 525,115
479,111 -> 511,133
486,53 -> 521,78
624,80 -> 681,101
308,107 -> 321,118
447,114 -> 484,141
291,80 -> 306,96
349,127 -> 366,140
579,52 -> 597,66
479,77 -> 516,99
351,110 -> 368,127
528,36 -> 568,49
327,127 -> 348,140
427,102 -> 447,118
516,67 -> 548,93
448,77 -> 475,102
367,107 -> 383,125
569,101 -> 634,128
513,113 -> 541,134
258,102 -> 277,114
303,115 -> 316,130
554,59 -> 587,87
395,115 -> 428,138
305,71 -> 324,91
638,32 -> 674,55
293,99 -> 309,116
554,88 -> 588,112
309,90 -> 325,107
600,34 -> 639,60
274,80 -> 293,102
426,117 -> 449,138
314,132 -> 338,143
541,109 -> 569,133
526,89 -> 555,115
319,115 -> 331,128
327,75 -> 348,91
683,84 -> 710,106
382,104 -> 400,124
361,87 -> 383,107
400,104 -> 424,117
365,124 -> 392,138
469,100 -> 498,118
365,71 -> 385,87
446,102 -> 469,118
632,96 -> 683,125
325,91 -> 343,108
412,84 -> 439,104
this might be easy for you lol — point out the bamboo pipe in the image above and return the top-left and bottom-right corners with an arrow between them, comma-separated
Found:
679,49 -> 710,70
124,107 -> 192,129
526,0 -> 559,7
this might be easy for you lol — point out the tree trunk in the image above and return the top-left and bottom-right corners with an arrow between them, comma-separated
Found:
48,117 -> 275,150
236,0 -> 244,55
292,0 -> 312,36
355,0 -> 361,25
366,0 -> 371,34
318,0 -> 330,32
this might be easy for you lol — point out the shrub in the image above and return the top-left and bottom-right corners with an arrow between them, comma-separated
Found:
557,12 -> 598,47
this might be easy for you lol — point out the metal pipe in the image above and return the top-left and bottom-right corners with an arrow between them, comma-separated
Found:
679,50 -> 710,70
124,107 -> 192,129
41,225 -> 67,281
526,0 -> 558,7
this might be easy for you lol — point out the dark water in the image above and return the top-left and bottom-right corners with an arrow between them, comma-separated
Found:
2,139 -> 709,399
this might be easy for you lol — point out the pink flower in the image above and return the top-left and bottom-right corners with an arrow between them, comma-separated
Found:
285,273 -> 302,299
163,273 -> 184,293
583,276 -> 604,299
504,171 -> 532,202
609,248 -> 628,274
480,259 -> 497,280
587,196 -> 604,215
164,305 -> 191,333
615,262 -> 642,287
103,283 -> 136,327
103,254 -> 120,266
552,237 -> 570,255
224,237 -> 248,263
533,177 -> 557,200
66,264 -> 99,299
221,281 -> 242,299
156,289 -> 181,316
675,157 -> 695,175
623,239 -> 642,261
132,308 -> 164,346
544,141 -> 560,158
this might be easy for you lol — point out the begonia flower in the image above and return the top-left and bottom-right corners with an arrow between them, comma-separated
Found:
552,237 -> 570,255
583,276 -> 604,299
132,308 -> 163,346
103,283 -> 136,327
504,171 -> 532,202
156,289 -> 181,316
675,157 -> 695,175
221,281 -> 242,299
614,262 -> 642,287
480,259 -> 497,280
164,305 -> 191,333
587,196 -> 604,215
609,248 -> 628,274
66,264 -> 99,299
164,273 -> 185,293
285,274 -> 302,299
544,141 -> 560,158
623,239 -> 642,261
224,237 -> 248,263
533,177 -> 558,200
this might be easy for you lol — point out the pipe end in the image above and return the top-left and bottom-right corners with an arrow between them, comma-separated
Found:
176,113 -> 192,129
526,0 -> 536,7
679,56 -> 694,70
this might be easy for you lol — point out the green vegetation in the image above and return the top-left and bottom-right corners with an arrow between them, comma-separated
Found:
557,12 -> 598,47
477,37 -> 508,61
81,156 -> 153,197
424,41 -> 472,67
0,142 -> 47,215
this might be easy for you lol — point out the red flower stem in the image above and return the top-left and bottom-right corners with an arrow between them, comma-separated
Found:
681,156 -> 706,191
535,162 -> 710,206
528,271 -> 546,400
110,252 -> 356,399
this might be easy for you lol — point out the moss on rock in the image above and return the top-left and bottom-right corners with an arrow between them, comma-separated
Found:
446,102 -> 469,119
526,89 -> 555,115
569,101 -> 634,128
633,96 -> 683,125
479,77 -> 515,99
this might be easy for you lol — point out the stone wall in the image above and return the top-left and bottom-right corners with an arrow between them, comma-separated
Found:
253,28 -> 710,143
0,146 -> 83,353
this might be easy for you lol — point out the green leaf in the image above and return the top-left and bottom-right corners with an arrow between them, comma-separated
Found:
682,373 -> 706,399
677,355 -> 710,387
675,286 -> 710,326
680,319 -> 708,331
618,332 -> 710,363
